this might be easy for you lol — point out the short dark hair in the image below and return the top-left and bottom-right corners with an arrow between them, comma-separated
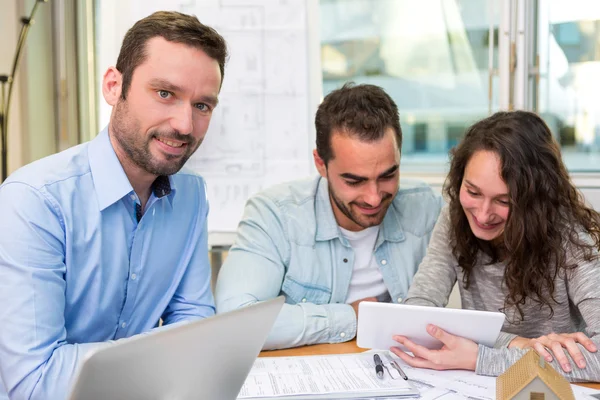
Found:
315,83 -> 402,164
116,11 -> 228,99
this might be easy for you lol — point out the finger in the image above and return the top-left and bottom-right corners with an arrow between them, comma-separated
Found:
549,341 -> 572,373
532,341 -> 553,362
390,346 -> 437,370
392,335 -> 408,344
572,332 -> 597,353
563,338 -> 586,369
393,335 -> 436,361
427,324 -> 455,347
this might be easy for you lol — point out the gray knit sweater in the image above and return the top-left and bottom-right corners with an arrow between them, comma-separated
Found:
404,207 -> 600,382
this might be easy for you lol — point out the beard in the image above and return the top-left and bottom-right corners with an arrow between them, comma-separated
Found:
110,100 -> 201,176
328,180 -> 394,230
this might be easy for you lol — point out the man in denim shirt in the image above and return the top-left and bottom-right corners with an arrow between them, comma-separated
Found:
216,83 -> 443,350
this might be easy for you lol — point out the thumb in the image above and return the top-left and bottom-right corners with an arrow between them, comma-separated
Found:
427,324 -> 453,345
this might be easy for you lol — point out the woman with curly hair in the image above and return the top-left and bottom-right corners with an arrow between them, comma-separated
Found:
393,110 -> 600,381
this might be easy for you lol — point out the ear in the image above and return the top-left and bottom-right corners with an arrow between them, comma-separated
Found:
102,66 -> 123,106
313,149 -> 327,178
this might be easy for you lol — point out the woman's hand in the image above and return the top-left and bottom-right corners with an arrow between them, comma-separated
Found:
509,332 -> 597,373
390,324 -> 478,371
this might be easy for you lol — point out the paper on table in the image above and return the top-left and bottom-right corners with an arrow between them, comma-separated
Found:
388,353 -> 600,400
237,352 -> 418,399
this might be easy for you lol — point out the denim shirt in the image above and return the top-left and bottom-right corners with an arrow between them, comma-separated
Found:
215,176 -> 443,350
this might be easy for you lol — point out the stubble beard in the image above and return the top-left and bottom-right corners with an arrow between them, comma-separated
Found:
111,100 -> 200,176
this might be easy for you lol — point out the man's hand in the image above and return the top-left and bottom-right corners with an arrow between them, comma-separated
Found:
390,324 -> 478,371
509,332 -> 597,373
350,297 -> 377,318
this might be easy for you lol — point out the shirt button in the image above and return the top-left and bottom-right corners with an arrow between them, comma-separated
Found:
340,332 -> 346,338
381,259 -> 387,265
131,273 -> 137,280
121,322 -> 127,328
343,258 -> 348,263
301,298 -> 307,303
130,194 -> 136,200
397,297 -> 403,303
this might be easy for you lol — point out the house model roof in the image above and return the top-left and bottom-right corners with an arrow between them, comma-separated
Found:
496,350 -> 574,400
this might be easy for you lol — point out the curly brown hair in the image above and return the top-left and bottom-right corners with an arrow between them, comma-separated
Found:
445,110 -> 600,321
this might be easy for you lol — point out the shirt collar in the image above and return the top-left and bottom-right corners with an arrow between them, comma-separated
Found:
314,176 -> 405,243
88,127 -> 174,211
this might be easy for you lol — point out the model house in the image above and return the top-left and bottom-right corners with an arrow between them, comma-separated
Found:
496,350 -> 574,400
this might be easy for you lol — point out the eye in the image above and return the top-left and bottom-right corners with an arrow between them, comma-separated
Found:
497,199 -> 510,206
157,90 -> 171,99
380,174 -> 395,181
467,190 -> 479,196
195,103 -> 210,111
345,180 -> 361,187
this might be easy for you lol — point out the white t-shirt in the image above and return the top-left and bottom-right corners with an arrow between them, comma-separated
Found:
340,225 -> 388,304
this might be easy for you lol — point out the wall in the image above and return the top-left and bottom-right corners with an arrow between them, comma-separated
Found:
0,0 -> 24,174
0,0 -> 57,178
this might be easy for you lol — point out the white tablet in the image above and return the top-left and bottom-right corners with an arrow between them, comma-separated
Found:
356,302 -> 505,350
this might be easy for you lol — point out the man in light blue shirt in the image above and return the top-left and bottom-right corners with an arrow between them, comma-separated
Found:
216,83 -> 443,350
0,11 -> 227,400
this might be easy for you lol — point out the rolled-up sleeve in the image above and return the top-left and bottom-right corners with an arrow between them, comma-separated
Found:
215,194 -> 357,350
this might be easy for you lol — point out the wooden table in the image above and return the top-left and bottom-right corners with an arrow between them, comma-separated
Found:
260,340 -> 600,390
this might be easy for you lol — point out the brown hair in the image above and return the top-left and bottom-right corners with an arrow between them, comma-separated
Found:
116,11 -> 228,99
315,82 -> 402,164
445,110 -> 600,320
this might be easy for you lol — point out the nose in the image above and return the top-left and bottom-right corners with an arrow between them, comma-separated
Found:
475,200 -> 494,223
170,103 -> 194,135
363,182 -> 382,207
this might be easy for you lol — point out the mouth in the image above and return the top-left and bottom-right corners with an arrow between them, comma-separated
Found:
354,203 -> 383,216
154,137 -> 188,155
472,214 -> 503,231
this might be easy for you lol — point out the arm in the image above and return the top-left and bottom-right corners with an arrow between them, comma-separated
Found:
480,251 -> 600,381
391,325 -> 600,382
215,195 -> 356,350
162,198 -> 215,324
0,183 -> 114,400
404,206 -> 457,307
477,340 -> 600,382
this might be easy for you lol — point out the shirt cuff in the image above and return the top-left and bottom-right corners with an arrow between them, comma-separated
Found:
495,331 -> 518,348
324,303 -> 357,343
476,344 -> 526,376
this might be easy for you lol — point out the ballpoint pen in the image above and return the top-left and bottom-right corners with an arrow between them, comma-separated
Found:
385,353 -> 408,380
373,353 -> 384,379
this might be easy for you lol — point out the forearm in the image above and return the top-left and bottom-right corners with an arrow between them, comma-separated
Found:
476,339 -> 600,382
262,302 -> 357,350
1,341 -> 111,400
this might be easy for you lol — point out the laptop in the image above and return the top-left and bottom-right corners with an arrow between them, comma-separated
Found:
68,296 -> 284,400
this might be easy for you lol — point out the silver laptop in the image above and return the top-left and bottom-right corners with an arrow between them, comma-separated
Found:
68,296 -> 284,400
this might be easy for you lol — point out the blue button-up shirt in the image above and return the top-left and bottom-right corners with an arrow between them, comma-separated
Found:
0,128 -> 215,400
215,176 -> 443,350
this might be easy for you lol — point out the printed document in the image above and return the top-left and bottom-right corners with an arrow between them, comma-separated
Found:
237,352 -> 418,399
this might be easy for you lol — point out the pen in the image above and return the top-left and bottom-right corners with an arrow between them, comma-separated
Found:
373,354 -> 384,379
385,353 -> 408,380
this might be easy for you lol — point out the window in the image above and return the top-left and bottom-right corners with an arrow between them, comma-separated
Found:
320,0 -> 500,174
320,0 -> 600,174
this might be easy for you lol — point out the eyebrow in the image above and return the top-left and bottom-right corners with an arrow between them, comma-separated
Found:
464,179 -> 509,198
148,78 -> 219,107
340,165 -> 399,181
